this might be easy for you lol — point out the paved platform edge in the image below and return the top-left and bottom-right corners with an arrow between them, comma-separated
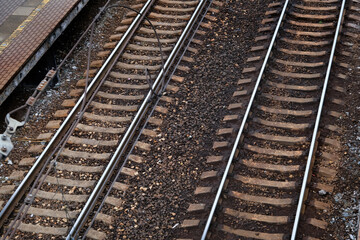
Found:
0,0 -> 89,106
0,0 -> 50,53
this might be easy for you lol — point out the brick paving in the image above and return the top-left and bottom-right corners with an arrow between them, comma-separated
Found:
0,0 -> 81,92
0,0 -> 27,25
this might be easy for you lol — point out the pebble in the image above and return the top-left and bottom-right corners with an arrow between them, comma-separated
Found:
319,189 -> 327,196
334,193 -> 343,202
7,158 -> 13,165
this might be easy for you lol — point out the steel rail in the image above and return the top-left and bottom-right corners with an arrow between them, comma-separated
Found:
66,0 -> 209,239
1,18 -> 100,240
290,0 -> 346,239
200,1 -> 290,239
79,0 -> 214,237
0,0 -> 155,230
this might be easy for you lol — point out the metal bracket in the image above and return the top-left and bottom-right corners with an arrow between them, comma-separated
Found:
24,193 -> 34,204
0,114 -> 26,159
0,69 -> 55,160
0,134 -> 13,159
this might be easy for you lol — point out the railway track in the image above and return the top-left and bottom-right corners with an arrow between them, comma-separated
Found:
0,0 -> 357,239
0,0 -> 217,238
176,0 -> 349,239
295,1 -> 360,238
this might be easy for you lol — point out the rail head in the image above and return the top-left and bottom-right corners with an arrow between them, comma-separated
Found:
66,0 -> 209,239
200,0 -> 290,239
290,0 -> 346,239
0,0 -> 155,231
